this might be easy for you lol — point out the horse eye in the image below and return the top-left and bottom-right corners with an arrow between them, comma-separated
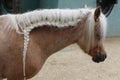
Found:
96,33 -> 102,40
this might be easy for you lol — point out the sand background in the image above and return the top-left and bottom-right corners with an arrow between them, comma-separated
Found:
29,37 -> 120,80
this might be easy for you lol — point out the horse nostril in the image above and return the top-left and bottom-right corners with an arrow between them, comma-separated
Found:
104,54 -> 107,59
92,53 -> 107,63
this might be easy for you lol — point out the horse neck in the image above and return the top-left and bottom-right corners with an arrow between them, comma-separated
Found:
31,25 -> 83,56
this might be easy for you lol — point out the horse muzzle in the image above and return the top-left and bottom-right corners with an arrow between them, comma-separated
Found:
92,53 -> 107,63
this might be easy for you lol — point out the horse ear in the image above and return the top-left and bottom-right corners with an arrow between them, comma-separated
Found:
94,6 -> 101,22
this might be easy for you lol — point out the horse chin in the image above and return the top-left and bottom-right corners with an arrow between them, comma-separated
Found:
92,53 -> 107,63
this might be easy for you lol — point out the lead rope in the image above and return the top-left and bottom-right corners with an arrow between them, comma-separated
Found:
23,27 -> 32,80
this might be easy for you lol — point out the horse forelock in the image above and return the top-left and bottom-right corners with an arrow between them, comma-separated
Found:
99,13 -> 107,40
84,9 -> 107,51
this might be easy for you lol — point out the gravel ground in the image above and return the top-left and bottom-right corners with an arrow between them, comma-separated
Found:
28,37 -> 120,80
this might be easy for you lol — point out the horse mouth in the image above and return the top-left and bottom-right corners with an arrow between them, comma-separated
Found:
92,54 -> 107,63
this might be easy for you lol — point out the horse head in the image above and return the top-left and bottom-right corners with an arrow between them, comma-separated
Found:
77,7 -> 107,63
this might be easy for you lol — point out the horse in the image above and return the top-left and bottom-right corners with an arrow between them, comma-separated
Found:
0,6 -> 107,80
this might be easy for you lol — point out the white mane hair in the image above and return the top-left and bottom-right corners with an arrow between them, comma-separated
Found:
2,8 -> 91,33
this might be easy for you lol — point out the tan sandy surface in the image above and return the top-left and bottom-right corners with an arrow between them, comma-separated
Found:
30,37 -> 120,80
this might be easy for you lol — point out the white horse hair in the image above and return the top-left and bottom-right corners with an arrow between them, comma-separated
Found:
2,8 -> 107,37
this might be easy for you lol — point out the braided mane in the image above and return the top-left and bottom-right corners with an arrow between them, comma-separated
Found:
2,8 -> 91,33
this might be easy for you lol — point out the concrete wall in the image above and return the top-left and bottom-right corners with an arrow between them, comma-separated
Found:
107,1 -> 120,36
39,0 -> 58,9
58,0 -> 96,8
22,0 -> 39,12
